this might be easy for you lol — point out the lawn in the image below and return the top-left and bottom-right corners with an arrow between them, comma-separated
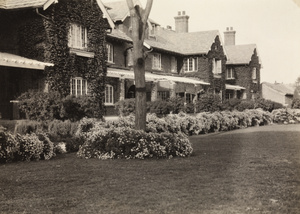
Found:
0,124 -> 299,214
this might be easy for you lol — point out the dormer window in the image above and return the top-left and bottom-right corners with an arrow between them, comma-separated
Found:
183,57 -> 198,73
68,23 -> 88,50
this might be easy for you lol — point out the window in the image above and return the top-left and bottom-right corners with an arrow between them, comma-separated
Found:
252,67 -> 257,80
126,48 -> 133,67
68,23 -> 88,50
158,91 -> 170,101
171,56 -> 177,73
226,68 -> 234,79
212,58 -> 222,75
106,43 -> 114,63
105,84 -> 114,105
71,77 -> 88,96
152,53 -> 161,70
183,57 -> 198,72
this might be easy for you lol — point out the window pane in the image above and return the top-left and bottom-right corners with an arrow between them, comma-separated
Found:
71,79 -> 76,95
77,79 -> 81,95
82,80 -> 86,95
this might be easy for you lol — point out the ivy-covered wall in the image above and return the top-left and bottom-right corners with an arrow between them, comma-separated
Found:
207,36 -> 227,99
16,0 -> 109,117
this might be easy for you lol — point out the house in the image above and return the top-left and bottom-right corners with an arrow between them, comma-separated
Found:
104,0 -> 248,114
0,0 -> 114,119
261,82 -> 295,107
224,27 -> 262,100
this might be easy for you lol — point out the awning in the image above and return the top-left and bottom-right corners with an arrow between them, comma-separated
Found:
107,68 -> 210,86
226,84 -> 245,90
0,52 -> 54,70
162,75 -> 210,85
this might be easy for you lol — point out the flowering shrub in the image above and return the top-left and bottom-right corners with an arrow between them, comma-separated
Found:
37,133 -> 56,160
77,127 -> 193,160
0,131 -> 19,163
272,108 -> 300,124
16,133 -> 44,161
1,131 -> 57,163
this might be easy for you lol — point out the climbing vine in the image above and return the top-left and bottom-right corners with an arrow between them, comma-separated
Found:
18,0 -> 108,117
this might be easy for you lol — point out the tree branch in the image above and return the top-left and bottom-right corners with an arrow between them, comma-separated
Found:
126,0 -> 134,15
142,0 -> 153,23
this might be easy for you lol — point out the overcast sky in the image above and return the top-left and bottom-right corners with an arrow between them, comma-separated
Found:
104,0 -> 300,84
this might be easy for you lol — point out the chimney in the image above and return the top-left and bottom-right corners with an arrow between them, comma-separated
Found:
174,11 -> 189,33
224,27 -> 236,46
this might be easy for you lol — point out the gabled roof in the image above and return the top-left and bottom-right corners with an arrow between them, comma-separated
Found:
105,1 -> 220,56
262,82 -> 295,96
225,44 -> 258,65
0,0 -> 115,29
146,28 -> 220,55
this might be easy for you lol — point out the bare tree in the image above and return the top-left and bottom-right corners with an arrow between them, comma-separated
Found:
126,0 -> 153,130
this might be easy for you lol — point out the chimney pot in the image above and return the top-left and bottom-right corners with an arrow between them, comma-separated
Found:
182,11 -> 185,15
178,11 -> 181,16
226,27 -> 229,31
230,27 -> 233,30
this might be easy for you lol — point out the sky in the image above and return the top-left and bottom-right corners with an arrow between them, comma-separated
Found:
104,0 -> 300,84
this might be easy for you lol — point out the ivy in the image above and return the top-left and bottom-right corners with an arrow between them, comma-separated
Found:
17,0 -> 108,118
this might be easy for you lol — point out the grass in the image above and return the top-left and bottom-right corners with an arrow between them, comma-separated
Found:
0,124 -> 300,214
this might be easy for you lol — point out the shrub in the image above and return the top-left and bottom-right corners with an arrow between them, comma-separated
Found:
37,133 -> 56,160
16,133 -> 44,161
77,127 -> 193,160
47,120 -> 78,139
17,91 -> 102,121
0,131 -> 19,163
292,98 -> 300,109
195,92 -> 222,113
14,120 -> 45,135
60,95 -> 101,121
18,91 -> 62,121
167,97 -> 186,114
115,99 -> 135,116
147,100 -> 170,116
221,98 -> 241,111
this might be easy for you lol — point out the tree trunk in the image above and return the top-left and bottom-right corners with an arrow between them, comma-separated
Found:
127,0 -> 153,130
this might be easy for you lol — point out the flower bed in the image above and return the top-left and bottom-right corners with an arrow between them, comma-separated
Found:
77,127 -> 192,160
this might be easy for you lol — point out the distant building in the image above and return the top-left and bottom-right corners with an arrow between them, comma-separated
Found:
261,82 -> 295,107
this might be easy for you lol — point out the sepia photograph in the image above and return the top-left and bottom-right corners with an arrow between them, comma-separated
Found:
0,0 -> 300,213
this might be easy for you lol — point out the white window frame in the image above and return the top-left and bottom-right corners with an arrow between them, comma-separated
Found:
183,57 -> 198,73
71,77 -> 88,96
68,23 -> 88,50
106,43 -> 114,63
212,58 -> 222,75
226,68 -> 234,79
152,53 -> 161,70
105,84 -> 114,105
